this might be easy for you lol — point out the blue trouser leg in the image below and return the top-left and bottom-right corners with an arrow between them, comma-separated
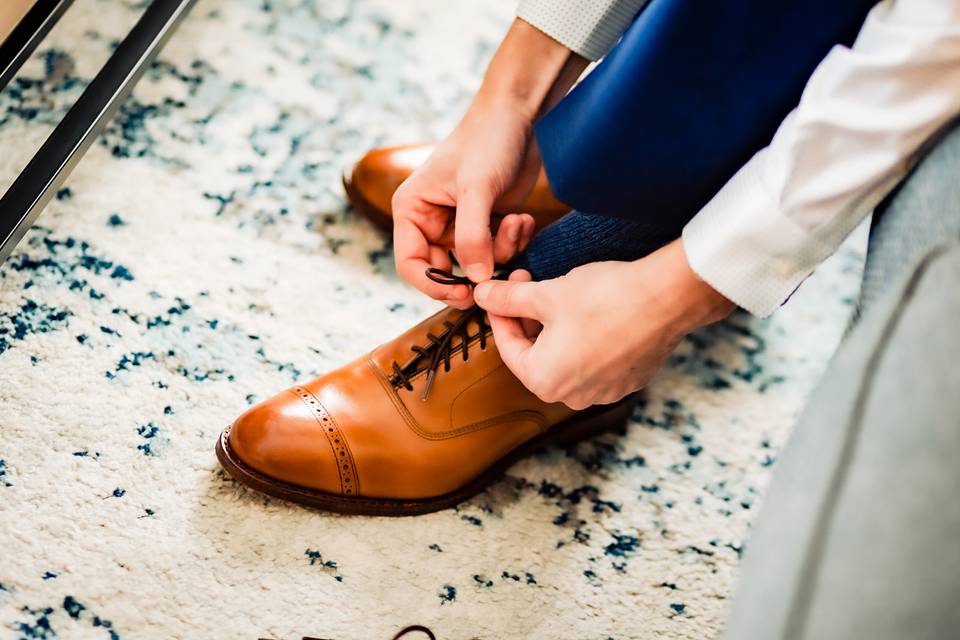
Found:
535,0 -> 875,222
519,0 -> 877,280
519,121 -> 960,283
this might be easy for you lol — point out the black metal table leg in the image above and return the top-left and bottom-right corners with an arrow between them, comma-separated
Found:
0,0 -> 75,91
0,0 -> 196,265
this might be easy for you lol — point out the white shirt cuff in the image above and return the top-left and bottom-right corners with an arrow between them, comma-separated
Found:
681,151 -> 836,318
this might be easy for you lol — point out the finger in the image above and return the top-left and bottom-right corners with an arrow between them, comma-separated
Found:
492,214 -> 525,265
487,312 -> 536,386
516,214 -> 536,254
395,215 -> 469,304
507,269 -> 541,337
393,188 -> 456,258
455,184 -> 496,282
507,269 -> 533,282
473,279 -> 546,320
428,245 -> 474,308
427,244 -> 453,272
443,285 -> 474,309
509,268 -> 532,282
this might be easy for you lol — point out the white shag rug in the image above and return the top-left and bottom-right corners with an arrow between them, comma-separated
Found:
0,1 -> 864,638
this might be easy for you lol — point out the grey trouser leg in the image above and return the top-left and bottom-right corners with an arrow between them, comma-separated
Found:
725,243 -> 960,640
859,119 -> 960,316
724,123 -> 960,640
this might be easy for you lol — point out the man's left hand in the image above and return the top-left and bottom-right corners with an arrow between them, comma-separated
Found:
473,239 -> 735,410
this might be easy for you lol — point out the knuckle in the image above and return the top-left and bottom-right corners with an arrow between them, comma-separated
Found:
528,377 -> 558,404
456,231 -> 487,254
502,285 -> 519,311
456,225 -> 484,242
534,389 -> 556,404
480,284 -> 500,308
534,285 -> 557,314
459,177 -> 495,197
391,185 -> 411,212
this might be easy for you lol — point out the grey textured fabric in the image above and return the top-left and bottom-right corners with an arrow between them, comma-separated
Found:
859,119 -> 960,317
724,242 -> 960,640
516,0 -> 646,61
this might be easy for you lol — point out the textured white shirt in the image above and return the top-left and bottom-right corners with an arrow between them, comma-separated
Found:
683,0 -> 960,315
520,0 -> 960,316
517,0 -> 648,61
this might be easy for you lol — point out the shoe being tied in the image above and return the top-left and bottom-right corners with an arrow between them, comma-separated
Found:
216,271 -> 636,516
342,143 -> 570,233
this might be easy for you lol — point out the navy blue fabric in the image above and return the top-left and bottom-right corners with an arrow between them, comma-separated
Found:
534,0 -> 877,220
514,210 -> 674,280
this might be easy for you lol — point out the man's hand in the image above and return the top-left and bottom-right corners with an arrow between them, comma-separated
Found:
392,103 -> 540,308
393,19 -> 587,308
473,240 -> 735,409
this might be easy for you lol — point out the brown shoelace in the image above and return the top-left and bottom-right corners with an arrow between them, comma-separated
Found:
388,268 -> 490,401
298,624 -> 436,640
391,625 -> 436,640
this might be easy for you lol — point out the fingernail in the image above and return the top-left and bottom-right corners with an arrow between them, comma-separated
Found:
473,282 -> 489,302
464,262 -> 489,283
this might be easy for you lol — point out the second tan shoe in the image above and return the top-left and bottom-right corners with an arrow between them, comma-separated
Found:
342,143 -> 571,233
216,274 -> 636,516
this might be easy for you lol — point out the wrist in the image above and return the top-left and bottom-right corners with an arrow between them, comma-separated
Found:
674,240 -> 735,328
637,240 -> 735,335
473,18 -> 587,122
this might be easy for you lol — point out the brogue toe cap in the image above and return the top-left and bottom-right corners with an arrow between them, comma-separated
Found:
227,389 -> 348,495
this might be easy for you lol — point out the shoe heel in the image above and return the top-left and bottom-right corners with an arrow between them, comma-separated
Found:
548,394 -> 639,448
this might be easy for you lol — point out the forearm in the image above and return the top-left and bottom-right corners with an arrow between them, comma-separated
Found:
471,18 -> 588,122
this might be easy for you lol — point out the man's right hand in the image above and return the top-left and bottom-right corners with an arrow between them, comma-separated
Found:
392,18 -> 588,307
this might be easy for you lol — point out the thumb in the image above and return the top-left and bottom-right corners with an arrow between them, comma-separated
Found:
474,279 -> 546,320
455,184 -> 496,282
487,311 -> 536,387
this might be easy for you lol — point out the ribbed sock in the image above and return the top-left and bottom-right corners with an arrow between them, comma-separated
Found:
512,210 -> 680,281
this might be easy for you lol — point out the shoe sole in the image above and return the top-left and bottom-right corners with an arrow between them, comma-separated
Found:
215,395 -> 639,517
342,167 -> 395,233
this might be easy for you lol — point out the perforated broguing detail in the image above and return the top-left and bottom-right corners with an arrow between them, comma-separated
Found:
291,386 -> 358,496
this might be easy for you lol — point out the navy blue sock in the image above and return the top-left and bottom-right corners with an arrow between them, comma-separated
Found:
513,211 -> 679,281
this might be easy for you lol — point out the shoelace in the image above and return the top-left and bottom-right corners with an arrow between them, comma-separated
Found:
388,267 -> 490,401
391,626 -> 436,640
298,625 -> 436,640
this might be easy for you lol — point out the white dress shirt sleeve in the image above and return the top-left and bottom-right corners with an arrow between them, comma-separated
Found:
516,0 -> 648,61
682,0 -> 960,317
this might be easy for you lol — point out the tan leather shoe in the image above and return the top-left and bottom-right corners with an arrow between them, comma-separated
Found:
342,143 -> 570,232
216,275 -> 635,516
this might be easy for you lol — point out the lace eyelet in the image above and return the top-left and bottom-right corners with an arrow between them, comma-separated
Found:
389,269 -> 495,400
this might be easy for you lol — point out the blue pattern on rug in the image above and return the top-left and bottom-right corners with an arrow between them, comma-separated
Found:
0,1 -> 863,638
